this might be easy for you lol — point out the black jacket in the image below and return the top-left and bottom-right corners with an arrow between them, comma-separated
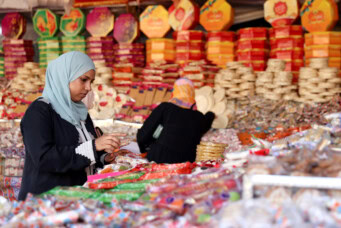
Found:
19,98 -> 105,200
137,102 -> 214,164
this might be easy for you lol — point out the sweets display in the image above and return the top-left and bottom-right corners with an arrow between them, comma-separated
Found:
37,37 -> 60,68
269,25 -> 304,82
141,62 -> 179,87
304,32 -> 341,75
146,38 -> 175,64
86,37 -> 114,67
206,31 -> 235,68
214,61 -> 256,102
3,39 -> 35,78
140,5 -> 171,39
175,30 -> 205,66
255,59 -> 298,101
179,61 -> 219,88
236,28 -> 269,72
10,62 -> 45,92
297,58 -> 341,103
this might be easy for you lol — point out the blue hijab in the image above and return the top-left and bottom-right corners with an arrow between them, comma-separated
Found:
42,51 -> 95,128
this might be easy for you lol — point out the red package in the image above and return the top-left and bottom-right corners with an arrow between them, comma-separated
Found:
269,25 -> 303,39
237,50 -> 268,61
237,27 -> 268,40
270,37 -> 304,50
207,31 -> 235,42
270,49 -> 304,60
237,39 -> 269,50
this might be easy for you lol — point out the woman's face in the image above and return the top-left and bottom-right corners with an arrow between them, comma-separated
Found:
69,69 -> 95,102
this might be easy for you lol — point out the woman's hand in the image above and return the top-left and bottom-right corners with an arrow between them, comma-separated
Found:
95,133 -> 126,153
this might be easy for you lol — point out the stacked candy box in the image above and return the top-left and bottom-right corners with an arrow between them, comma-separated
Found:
236,28 -> 269,72
37,37 -> 60,69
2,13 -> 33,78
60,8 -> 86,54
87,37 -> 114,67
33,9 -> 60,68
269,26 -> 304,83
206,31 -> 235,68
3,39 -> 34,78
146,39 -> 175,64
305,32 -> 341,76
86,7 -> 115,67
175,30 -> 206,66
141,62 -> 179,87
113,43 -> 145,68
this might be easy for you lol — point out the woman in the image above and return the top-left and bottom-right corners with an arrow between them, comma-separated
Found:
19,51 -> 122,200
137,78 -> 215,164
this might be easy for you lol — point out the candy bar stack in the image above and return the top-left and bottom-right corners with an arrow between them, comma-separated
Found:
175,31 -> 206,66
179,60 -> 218,88
255,59 -> 298,101
113,14 -> 142,68
236,28 -> 269,72
0,48 -> 4,78
112,63 -> 139,93
113,43 -> 145,68
298,58 -> 341,103
206,31 -> 235,68
3,39 -> 34,78
10,62 -> 45,92
61,36 -> 86,54
269,26 -> 304,83
146,39 -> 175,64
112,43 -> 144,91
141,63 -> 179,87
60,8 -> 86,54
305,32 -> 341,77
33,9 -> 60,69
86,7 -> 115,67
37,37 -> 60,69
86,37 -> 114,67
196,141 -> 227,162
214,61 -> 256,101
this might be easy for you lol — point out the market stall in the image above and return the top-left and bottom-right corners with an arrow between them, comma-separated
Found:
1,0 -> 341,227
